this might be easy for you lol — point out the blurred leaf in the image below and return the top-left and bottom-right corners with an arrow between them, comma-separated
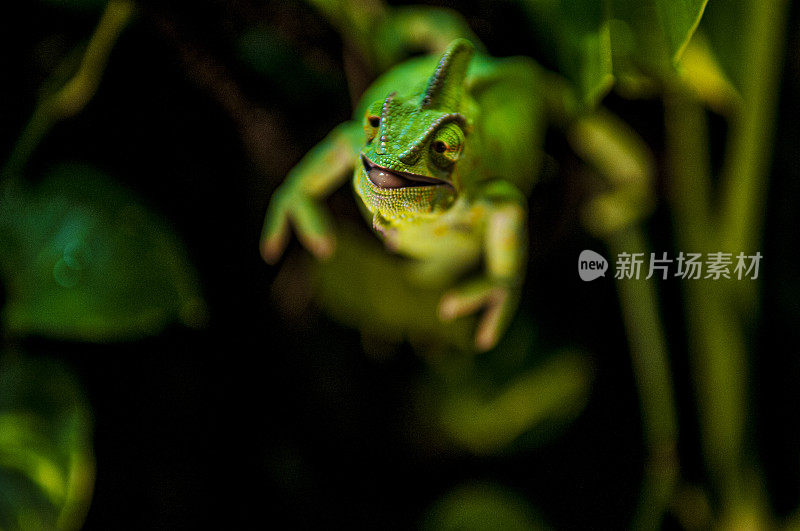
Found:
313,223 -> 474,350
607,0 -> 672,79
652,0 -> 708,62
438,354 -> 591,454
699,0 -> 748,91
422,482 -> 550,531
676,33 -> 741,115
39,0 -> 107,11
374,6 -> 484,69
521,0 -> 614,108
570,110 -> 656,235
419,316 -> 593,454
304,1 -> 479,71
521,0 -> 712,105
304,0 -> 385,58
0,353 -> 94,531
0,163 -> 206,341
608,0 -> 707,79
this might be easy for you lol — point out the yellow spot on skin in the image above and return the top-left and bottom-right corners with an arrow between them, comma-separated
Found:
470,205 -> 486,223
434,225 -> 448,237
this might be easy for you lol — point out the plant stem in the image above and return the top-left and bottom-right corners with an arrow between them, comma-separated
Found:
666,0 -> 789,522
2,0 -> 134,179
666,90 -> 767,525
608,227 -> 679,531
718,0 -> 789,255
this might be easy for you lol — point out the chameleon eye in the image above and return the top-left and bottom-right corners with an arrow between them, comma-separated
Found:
364,114 -> 381,143
430,124 -> 464,168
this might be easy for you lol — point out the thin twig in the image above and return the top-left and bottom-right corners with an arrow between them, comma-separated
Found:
2,0 -> 135,178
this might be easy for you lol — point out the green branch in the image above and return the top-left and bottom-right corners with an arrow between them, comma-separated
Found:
608,227 -> 679,531
2,0 -> 135,178
718,0 -> 789,255
666,88 -> 768,527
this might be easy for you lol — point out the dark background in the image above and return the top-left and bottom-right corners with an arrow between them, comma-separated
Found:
2,1 -> 799,528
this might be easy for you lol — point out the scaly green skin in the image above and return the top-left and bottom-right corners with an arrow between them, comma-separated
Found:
262,39 -> 543,351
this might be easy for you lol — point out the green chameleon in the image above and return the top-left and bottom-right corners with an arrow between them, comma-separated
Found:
261,39 -> 543,351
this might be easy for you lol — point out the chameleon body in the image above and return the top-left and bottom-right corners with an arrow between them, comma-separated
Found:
262,39 -> 543,350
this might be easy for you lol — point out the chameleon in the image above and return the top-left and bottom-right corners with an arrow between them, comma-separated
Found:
261,38 -> 543,351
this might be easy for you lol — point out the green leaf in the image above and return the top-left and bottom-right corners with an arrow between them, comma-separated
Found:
521,0 -> 713,104
0,164 -> 206,341
699,0 -> 748,91
39,0 -> 108,11
676,32 -> 741,115
607,0 -> 709,78
422,482 -> 550,531
0,353 -> 94,531
304,0 -> 385,56
416,317 -> 593,454
435,353 -> 591,454
653,0 -> 708,62
607,0 -> 672,78
374,7 -> 484,69
521,0 -> 614,108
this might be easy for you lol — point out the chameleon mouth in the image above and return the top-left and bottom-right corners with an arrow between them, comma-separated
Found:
361,156 -> 451,190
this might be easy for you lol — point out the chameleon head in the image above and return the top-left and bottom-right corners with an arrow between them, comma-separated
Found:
354,39 -> 474,223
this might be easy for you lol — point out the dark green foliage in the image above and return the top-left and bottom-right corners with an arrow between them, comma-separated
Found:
0,354 -> 93,531
0,164 -> 206,341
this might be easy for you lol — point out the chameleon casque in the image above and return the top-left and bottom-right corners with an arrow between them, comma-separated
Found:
261,38 -> 543,351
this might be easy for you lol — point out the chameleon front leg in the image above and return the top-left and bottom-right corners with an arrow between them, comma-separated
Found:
439,183 -> 528,351
261,121 -> 363,263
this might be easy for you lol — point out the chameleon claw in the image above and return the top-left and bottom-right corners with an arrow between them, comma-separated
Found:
475,287 -> 508,351
438,282 -> 511,352
260,212 -> 290,265
261,232 -> 287,265
437,290 -> 484,322
475,327 -> 498,352
437,294 -> 461,321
